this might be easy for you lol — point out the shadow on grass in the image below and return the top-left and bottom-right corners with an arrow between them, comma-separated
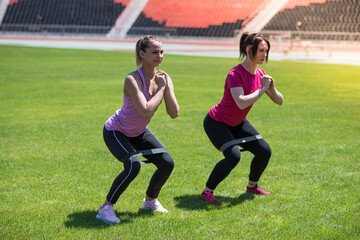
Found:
174,193 -> 255,211
64,208 -> 154,228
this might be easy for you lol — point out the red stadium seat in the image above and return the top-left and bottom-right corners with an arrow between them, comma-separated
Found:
142,0 -> 265,28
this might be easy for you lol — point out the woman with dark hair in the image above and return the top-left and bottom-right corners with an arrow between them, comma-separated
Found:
97,35 -> 179,224
200,32 -> 283,204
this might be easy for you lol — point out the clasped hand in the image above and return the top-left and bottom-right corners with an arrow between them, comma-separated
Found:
261,75 -> 275,90
155,71 -> 168,88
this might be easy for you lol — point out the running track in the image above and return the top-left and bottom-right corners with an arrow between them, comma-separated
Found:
1,35 -> 360,66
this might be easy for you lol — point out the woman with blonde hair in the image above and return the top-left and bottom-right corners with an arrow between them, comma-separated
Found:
97,35 -> 179,224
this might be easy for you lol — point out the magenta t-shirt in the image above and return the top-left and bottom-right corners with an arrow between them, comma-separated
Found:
209,64 -> 265,126
105,68 -> 153,137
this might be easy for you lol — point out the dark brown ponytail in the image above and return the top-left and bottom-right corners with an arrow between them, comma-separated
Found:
239,32 -> 250,59
239,32 -> 270,62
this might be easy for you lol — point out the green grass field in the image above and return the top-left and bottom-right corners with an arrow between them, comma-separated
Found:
0,45 -> 359,239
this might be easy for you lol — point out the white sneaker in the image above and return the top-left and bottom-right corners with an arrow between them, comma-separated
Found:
142,199 -> 168,213
96,204 -> 121,224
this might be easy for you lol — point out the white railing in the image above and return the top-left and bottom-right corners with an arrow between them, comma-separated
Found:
1,24 -> 359,41
260,30 -> 360,41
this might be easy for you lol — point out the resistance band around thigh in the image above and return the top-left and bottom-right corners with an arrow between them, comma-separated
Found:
219,135 -> 262,152
123,148 -> 167,164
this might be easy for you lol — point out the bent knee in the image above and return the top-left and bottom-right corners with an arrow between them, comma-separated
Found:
164,157 -> 175,172
223,146 -> 241,167
158,154 -> 175,172
257,145 -> 272,160
125,161 -> 141,177
132,161 -> 142,171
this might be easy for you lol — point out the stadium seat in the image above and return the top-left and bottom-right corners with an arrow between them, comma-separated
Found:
1,0 -> 358,40
0,0 -> 129,34
128,0 -> 264,37
262,0 -> 360,41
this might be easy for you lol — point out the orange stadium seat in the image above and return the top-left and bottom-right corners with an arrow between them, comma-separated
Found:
128,0 -> 265,37
2,0 -> 358,40
142,0 -> 264,28
281,0 -> 327,10
113,0 -> 131,5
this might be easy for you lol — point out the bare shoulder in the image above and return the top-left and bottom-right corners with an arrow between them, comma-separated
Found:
124,70 -> 142,95
125,70 -> 140,82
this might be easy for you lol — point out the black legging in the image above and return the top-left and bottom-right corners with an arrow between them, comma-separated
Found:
203,114 -> 271,190
103,127 -> 174,204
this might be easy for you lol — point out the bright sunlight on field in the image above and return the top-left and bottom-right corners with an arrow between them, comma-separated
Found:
0,45 -> 359,239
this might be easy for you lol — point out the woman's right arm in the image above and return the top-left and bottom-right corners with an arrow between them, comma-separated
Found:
124,74 -> 166,119
230,76 -> 271,110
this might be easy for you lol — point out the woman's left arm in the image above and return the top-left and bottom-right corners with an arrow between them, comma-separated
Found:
159,71 -> 180,119
265,77 -> 284,105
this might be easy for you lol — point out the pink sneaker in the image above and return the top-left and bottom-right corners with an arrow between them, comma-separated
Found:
246,185 -> 271,195
200,191 -> 220,204
142,199 -> 168,213
96,204 -> 121,224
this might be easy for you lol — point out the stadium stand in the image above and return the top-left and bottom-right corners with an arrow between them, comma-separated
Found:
0,0 -> 265,37
262,0 -> 360,41
0,0 -> 129,34
127,0 -> 265,37
0,0 -> 358,41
